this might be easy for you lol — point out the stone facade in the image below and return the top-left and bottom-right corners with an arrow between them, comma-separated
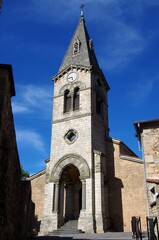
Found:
31,137 -> 147,233
135,120 -> 159,220
0,64 -> 22,240
30,170 -> 46,234
40,68 -> 110,233
0,64 -> 34,240
107,138 -> 147,231
30,16 -> 148,235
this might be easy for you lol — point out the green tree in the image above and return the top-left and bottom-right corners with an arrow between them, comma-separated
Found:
20,165 -> 29,179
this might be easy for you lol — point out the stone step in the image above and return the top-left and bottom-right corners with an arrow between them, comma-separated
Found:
49,230 -> 84,235
48,220 -> 84,235
63,220 -> 78,225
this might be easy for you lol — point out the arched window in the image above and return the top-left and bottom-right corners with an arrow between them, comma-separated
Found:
96,94 -> 103,118
97,78 -> 102,87
74,42 -> 79,54
73,87 -> 80,111
64,90 -> 71,113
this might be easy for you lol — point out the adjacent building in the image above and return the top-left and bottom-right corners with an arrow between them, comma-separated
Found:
0,64 -> 21,240
134,119 -> 159,220
0,64 -> 34,240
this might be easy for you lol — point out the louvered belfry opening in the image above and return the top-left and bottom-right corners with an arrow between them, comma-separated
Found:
96,94 -> 103,118
73,87 -> 80,111
64,90 -> 71,113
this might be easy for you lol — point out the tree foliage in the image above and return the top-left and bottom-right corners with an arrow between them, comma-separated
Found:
20,165 -> 29,179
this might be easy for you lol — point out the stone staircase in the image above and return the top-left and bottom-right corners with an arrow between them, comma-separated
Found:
48,220 -> 84,235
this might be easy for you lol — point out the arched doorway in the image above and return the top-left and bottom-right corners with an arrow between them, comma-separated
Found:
58,164 -> 82,225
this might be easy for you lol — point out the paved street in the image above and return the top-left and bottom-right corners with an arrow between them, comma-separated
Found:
35,232 -> 148,240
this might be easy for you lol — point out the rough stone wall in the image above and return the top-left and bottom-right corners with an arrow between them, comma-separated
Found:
147,182 -> 159,217
40,69 -> 95,233
0,65 -> 22,240
21,180 -> 35,239
106,138 -> 147,232
30,171 -> 46,234
34,137 -> 147,233
50,69 -> 92,170
0,65 -> 34,240
142,127 -> 159,179
41,67 -> 111,233
41,65 -> 148,233
142,125 -> 159,218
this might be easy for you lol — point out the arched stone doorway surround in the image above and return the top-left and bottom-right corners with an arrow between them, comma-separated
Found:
50,154 -> 90,227
50,154 -> 90,182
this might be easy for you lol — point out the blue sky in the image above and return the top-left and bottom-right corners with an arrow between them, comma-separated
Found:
0,0 -> 159,174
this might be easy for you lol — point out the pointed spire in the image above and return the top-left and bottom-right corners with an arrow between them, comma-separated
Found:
58,14 -> 100,73
80,1 -> 85,17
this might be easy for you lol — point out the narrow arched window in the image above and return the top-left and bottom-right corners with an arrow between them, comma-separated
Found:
74,42 -> 79,54
64,90 -> 71,113
73,87 -> 80,111
73,37 -> 80,55
96,94 -> 103,118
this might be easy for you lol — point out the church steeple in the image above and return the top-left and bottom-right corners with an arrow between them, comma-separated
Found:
41,12 -> 111,235
58,15 -> 100,73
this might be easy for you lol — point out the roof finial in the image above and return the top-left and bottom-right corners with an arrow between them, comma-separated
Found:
80,0 -> 85,17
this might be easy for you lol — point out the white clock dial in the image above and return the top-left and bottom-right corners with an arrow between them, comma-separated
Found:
67,72 -> 77,82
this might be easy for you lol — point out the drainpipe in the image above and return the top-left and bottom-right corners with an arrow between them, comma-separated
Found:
138,122 -> 150,216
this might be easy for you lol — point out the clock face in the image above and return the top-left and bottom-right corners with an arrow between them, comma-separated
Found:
67,72 -> 77,82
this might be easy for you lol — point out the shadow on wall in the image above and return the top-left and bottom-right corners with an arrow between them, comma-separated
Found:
21,180 -> 35,239
106,138 -> 124,231
33,215 -> 41,235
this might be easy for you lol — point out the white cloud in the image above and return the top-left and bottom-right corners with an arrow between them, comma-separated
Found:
8,1 -> 158,71
86,1 -> 158,70
12,84 -> 52,118
10,1 -> 159,28
32,0 -> 80,22
127,75 -> 159,106
98,20 -> 145,70
16,129 -> 46,154
12,103 -> 31,114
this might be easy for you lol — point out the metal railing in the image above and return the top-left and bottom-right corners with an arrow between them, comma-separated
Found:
146,216 -> 159,240
131,216 -> 142,240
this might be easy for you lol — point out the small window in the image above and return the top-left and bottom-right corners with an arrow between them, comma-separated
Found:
64,90 -> 71,113
64,129 -> 78,144
74,42 -> 79,54
97,78 -> 102,87
73,37 -> 80,55
67,131 -> 76,142
73,87 -> 80,111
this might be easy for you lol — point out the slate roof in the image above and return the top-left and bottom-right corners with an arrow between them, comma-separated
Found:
58,16 -> 100,73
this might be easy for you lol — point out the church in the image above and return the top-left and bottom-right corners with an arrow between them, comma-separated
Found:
30,12 -> 147,235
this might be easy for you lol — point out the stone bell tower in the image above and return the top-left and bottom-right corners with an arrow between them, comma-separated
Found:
40,12 -> 110,234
